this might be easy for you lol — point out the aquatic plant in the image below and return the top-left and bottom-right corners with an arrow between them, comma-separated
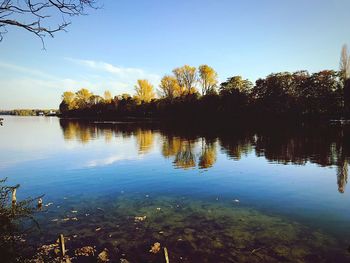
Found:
0,178 -> 41,262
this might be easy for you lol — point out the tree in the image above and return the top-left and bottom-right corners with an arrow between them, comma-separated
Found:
159,75 -> 181,99
220,76 -> 253,95
198,65 -> 218,95
172,65 -> 197,94
344,79 -> 350,115
104,90 -> 112,103
120,93 -> 132,100
89,95 -> 103,105
0,0 -> 97,46
62,91 -> 76,109
340,44 -> 350,83
75,88 -> 92,108
134,79 -> 155,103
59,91 -> 76,113
304,70 -> 341,114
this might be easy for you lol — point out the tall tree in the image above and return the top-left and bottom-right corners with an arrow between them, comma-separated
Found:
104,90 -> 112,103
0,0 -> 97,46
159,75 -> 181,99
220,76 -> 253,95
198,65 -> 218,95
134,79 -> 155,103
75,88 -> 92,108
340,44 -> 350,83
172,65 -> 197,94
62,91 -> 75,106
59,91 -> 76,112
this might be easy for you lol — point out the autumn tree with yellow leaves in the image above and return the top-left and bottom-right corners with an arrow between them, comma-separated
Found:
104,90 -> 113,103
134,79 -> 156,103
159,75 -> 182,99
173,65 -> 197,94
198,65 -> 218,95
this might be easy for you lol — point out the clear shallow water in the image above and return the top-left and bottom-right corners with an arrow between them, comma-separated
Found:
1,116 -> 350,262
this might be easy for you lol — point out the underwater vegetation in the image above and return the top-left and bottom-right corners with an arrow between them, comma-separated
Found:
28,194 -> 350,263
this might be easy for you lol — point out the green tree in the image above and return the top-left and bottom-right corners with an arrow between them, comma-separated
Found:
220,76 -> 253,95
198,65 -> 218,95
344,79 -> 350,115
134,79 -> 155,103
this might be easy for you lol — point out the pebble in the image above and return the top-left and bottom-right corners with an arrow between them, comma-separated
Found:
134,216 -> 147,222
98,249 -> 109,262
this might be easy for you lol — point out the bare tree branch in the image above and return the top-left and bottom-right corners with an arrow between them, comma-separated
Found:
0,0 -> 98,48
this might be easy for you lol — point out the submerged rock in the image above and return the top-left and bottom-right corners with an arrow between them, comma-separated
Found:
74,246 -> 95,257
134,215 -> 147,222
98,249 -> 109,262
149,242 -> 161,254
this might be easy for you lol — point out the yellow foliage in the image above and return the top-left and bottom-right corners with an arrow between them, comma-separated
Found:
159,75 -> 182,99
198,65 -> 218,95
134,79 -> 155,103
104,90 -> 112,103
172,65 -> 197,93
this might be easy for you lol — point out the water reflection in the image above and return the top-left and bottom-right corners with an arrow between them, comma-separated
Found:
136,128 -> 154,154
59,120 -> 350,193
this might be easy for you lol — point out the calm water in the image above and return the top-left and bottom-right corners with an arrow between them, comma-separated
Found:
1,116 -> 350,262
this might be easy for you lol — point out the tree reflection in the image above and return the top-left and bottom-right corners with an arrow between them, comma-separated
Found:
198,139 -> 217,169
135,128 -> 154,154
59,120 -> 350,193
173,139 -> 196,169
337,159 -> 348,193
162,137 -> 182,158
61,121 -> 94,143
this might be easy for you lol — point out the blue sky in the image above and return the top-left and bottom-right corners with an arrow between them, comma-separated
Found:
1,0 -> 350,109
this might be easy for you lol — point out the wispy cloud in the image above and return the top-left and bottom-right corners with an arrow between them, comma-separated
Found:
85,154 -> 142,168
0,59 -> 161,108
65,57 -> 161,84
0,62 -> 56,80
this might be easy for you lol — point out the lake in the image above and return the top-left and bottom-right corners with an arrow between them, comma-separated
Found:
1,116 -> 350,262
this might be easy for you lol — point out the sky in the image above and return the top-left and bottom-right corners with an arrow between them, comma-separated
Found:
0,0 -> 350,109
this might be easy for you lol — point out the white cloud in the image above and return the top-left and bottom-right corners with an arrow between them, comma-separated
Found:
0,59 -> 161,108
0,62 -> 56,79
65,57 -> 161,85
85,154 -> 142,168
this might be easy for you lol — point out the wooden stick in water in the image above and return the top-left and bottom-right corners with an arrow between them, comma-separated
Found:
59,234 -> 66,256
11,189 -> 17,205
164,247 -> 169,263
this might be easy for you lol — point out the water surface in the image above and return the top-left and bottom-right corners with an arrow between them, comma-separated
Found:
1,116 -> 350,262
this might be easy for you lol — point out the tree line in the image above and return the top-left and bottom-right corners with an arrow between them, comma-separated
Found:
59,45 -> 350,121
